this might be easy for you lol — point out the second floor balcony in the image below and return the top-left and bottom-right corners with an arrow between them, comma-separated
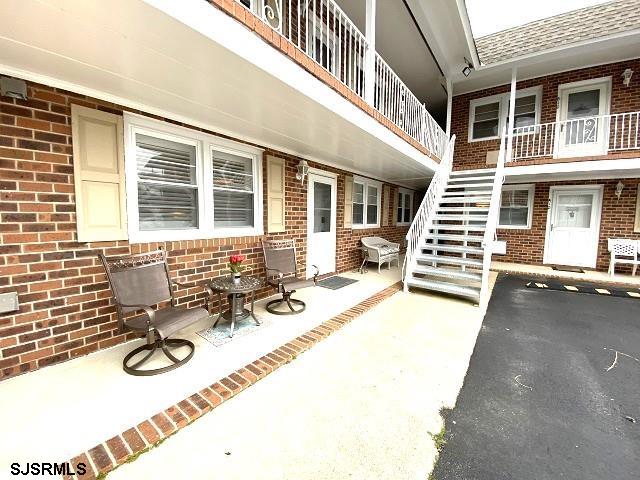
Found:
510,111 -> 640,163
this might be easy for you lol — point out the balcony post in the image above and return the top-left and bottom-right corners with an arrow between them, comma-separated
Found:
505,67 -> 517,162
445,77 -> 452,138
364,0 -> 377,105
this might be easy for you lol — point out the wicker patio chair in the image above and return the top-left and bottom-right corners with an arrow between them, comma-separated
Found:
261,239 -> 318,315
361,236 -> 400,273
99,250 -> 213,376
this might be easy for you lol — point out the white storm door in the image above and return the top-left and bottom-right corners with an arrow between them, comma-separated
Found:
545,187 -> 602,268
557,82 -> 609,158
307,172 -> 337,277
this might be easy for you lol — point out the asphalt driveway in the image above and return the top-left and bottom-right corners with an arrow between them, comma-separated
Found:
432,274 -> 640,480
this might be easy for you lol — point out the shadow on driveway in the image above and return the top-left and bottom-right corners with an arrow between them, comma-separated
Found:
432,274 -> 640,480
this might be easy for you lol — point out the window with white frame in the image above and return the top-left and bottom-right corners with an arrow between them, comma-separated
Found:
124,114 -> 263,242
352,177 -> 381,228
397,189 -> 413,225
498,184 -> 534,229
469,87 -> 541,141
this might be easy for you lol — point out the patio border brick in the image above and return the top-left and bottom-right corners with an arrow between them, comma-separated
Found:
61,281 -> 402,479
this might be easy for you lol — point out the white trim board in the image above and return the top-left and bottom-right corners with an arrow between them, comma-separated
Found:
505,158 -> 640,183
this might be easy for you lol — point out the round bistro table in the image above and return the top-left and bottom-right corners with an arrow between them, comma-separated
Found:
209,275 -> 263,338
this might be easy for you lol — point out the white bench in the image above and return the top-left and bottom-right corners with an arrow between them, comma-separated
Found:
608,239 -> 640,276
361,236 -> 400,273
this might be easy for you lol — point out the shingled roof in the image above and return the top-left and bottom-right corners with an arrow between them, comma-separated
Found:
475,0 -> 640,65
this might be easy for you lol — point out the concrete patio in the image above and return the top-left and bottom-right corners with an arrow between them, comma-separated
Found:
0,267 -> 399,473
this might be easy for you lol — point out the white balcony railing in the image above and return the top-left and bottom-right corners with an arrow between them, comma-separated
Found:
511,111 -> 640,161
233,0 -> 446,159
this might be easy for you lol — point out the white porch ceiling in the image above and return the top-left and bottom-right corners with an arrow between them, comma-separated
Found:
0,0 -> 437,189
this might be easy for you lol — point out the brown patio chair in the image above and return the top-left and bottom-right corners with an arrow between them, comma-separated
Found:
99,250 -> 213,376
262,239 -> 318,315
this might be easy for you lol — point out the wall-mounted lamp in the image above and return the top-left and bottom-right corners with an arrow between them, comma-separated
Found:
615,181 -> 625,200
296,160 -> 309,185
0,76 -> 28,100
622,68 -> 634,87
462,57 -> 474,77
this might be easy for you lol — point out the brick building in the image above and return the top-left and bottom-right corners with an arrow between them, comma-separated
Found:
0,0 -> 639,381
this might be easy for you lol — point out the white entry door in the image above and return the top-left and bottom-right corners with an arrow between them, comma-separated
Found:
557,81 -> 609,158
545,187 -> 603,268
307,171 -> 337,278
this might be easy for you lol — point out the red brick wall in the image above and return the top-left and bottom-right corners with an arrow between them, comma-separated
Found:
0,78 -> 414,381
496,179 -> 640,271
451,58 -> 640,170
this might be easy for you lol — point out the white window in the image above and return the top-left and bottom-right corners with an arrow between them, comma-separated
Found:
469,87 -> 542,142
498,184 -> 534,229
352,177 -> 381,228
124,114 -> 263,242
397,188 -> 414,225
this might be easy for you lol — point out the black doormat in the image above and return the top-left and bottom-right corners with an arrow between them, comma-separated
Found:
317,276 -> 359,290
526,279 -> 640,299
551,265 -> 585,273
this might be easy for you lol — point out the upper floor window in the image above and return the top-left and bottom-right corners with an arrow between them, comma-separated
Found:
469,87 -> 541,141
498,184 -> 534,229
124,114 -> 263,242
397,188 -> 414,225
352,177 -> 381,228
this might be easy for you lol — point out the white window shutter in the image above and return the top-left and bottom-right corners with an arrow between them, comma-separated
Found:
71,105 -> 127,242
343,175 -> 353,228
382,185 -> 391,227
266,155 -> 286,233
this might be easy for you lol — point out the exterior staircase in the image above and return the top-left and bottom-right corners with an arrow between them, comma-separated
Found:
402,134 -> 506,304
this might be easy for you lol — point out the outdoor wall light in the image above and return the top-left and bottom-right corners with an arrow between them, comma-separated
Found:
0,76 -> 27,100
622,68 -> 634,87
462,57 -> 474,77
296,159 -> 309,185
615,181 -> 625,200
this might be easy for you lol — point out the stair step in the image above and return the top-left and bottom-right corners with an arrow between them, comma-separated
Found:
450,168 -> 496,177
446,182 -> 494,189
421,244 -> 484,255
437,206 -> 490,212
411,265 -> 483,282
424,233 -> 483,243
448,175 -> 496,183
430,224 -> 486,232
405,277 -> 480,301
440,196 -> 493,204
416,254 -> 483,268
434,214 -> 488,221
442,190 -> 493,197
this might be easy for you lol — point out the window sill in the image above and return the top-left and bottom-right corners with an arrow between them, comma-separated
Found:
396,222 -> 411,226
352,224 -> 381,230
497,225 -> 531,230
468,136 -> 501,143
128,227 -> 264,244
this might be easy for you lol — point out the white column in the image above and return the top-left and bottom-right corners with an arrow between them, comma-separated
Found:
505,67 -> 518,162
445,77 -> 453,138
364,0 -> 377,105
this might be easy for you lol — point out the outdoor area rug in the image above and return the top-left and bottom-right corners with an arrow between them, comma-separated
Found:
197,315 -> 270,347
526,280 -> 640,299
318,276 -> 359,290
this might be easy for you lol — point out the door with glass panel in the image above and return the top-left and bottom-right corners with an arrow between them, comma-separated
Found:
557,82 -> 609,158
306,172 -> 336,278
545,187 -> 602,268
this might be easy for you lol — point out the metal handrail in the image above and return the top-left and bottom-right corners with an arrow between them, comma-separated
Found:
402,135 -> 456,290
511,111 -> 640,161
479,128 -> 506,305
232,0 -> 447,159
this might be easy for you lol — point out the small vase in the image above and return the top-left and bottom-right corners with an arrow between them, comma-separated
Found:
232,273 -> 241,285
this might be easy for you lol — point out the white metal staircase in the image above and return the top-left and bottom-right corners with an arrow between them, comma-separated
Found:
402,134 -> 506,305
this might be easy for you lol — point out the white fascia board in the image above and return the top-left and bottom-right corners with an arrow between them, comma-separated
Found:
505,158 -> 640,182
141,0 -> 438,173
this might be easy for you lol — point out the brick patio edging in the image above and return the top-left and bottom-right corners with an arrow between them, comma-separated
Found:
61,282 -> 403,479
